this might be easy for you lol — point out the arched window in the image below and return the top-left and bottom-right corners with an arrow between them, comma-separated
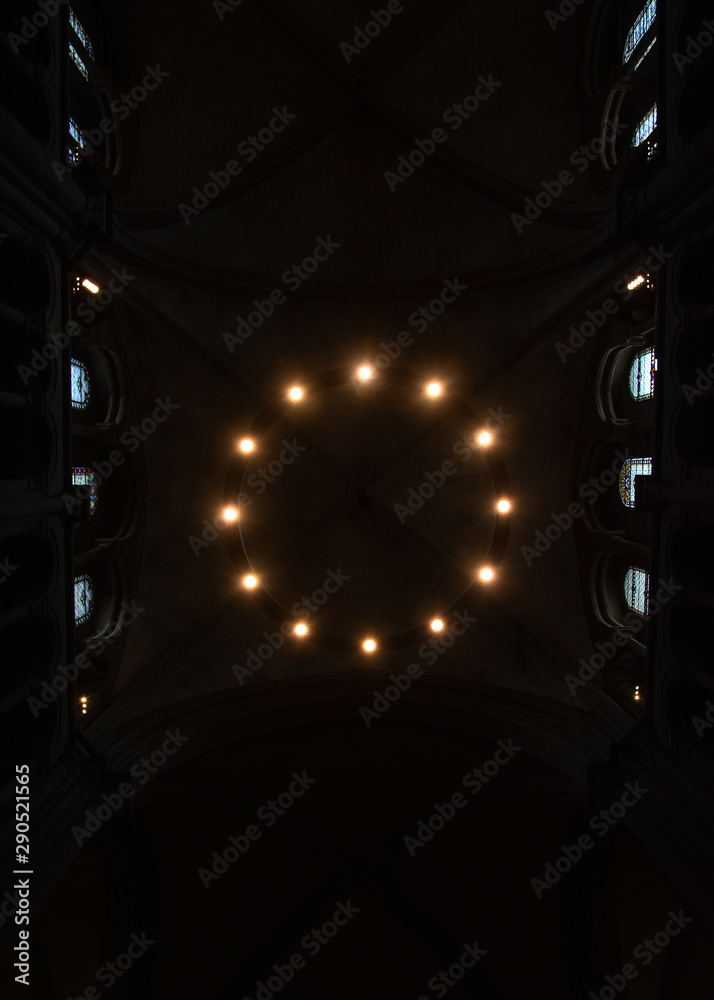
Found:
624,567 -> 649,615
72,468 -> 98,514
74,573 -> 94,625
622,0 -> 656,64
629,347 -> 656,400
68,117 -> 90,166
71,359 -> 90,409
619,457 -> 652,507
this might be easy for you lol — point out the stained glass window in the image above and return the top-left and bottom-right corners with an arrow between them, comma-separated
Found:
72,468 -> 98,515
619,457 -> 652,507
623,0 -> 656,64
629,347 -> 656,400
69,8 -> 94,59
632,104 -> 657,148
74,574 -> 94,625
69,43 -> 89,80
71,359 -> 90,409
625,567 -> 649,615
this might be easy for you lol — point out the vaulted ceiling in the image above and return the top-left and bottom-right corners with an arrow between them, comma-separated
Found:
11,0 -> 706,995
76,0 -> 645,746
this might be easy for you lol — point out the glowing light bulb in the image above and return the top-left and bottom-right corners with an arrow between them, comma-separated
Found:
358,366 -> 372,381
477,431 -> 492,447
289,387 -> 303,401
243,575 -> 258,589
239,438 -> 254,453
627,274 -> 646,291
295,623 -> 308,636
81,278 -> 99,294
497,499 -> 511,513
430,619 -> 444,632
363,638 -> 377,653
426,382 -> 442,397
634,685 -> 641,701
479,567 -> 494,582
222,506 -> 238,522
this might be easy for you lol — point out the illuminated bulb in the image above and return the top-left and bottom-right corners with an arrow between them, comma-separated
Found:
358,366 -> 373,381
426,382 -> 442,397
79,695 -> 88,715
222,506 -> 238,522
243,575 -> 258,589
430,619 -> 444,632
497,499 -> 511,513
627,274 -> 646,291
634,685 -> 641,701
477,431 -> 492,447
289,386 -> 303,401
363,639 -> 377,653
81,278 -> 99,294
239,438 -> 254,453
479,567 -> 494,582
295,623 -> 308,636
